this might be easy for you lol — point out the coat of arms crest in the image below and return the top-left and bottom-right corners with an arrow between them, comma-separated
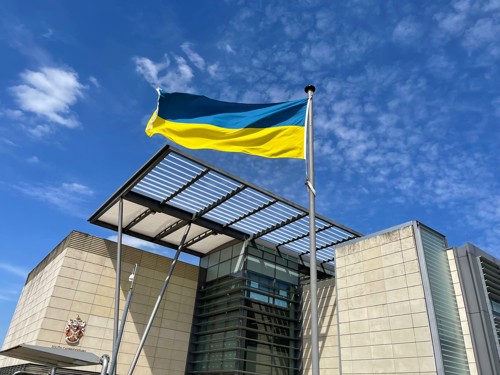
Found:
65,315 -> 86,345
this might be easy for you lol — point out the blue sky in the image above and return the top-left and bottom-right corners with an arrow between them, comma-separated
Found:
1,0 -> 499,344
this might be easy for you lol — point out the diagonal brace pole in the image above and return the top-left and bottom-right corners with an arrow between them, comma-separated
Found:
127,223 -> 192,375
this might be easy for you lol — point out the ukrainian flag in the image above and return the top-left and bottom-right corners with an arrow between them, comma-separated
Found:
146,91 -> 308,159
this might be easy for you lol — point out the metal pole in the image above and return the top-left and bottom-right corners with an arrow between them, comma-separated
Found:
99,354 -> 110,375
109,264 -> 138,375
127,223 -> 192,375
113,198 -> 124,375
305,84 -> 320,375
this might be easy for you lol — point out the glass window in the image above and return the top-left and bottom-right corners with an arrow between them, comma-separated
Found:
218,260 -> 231,278
206,265 -> 218,282
208,250 -> 220,267
219,246 -> 233,262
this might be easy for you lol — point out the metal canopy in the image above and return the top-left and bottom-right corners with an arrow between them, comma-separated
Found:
89,145 -> 361,266
0,344 -> 101,367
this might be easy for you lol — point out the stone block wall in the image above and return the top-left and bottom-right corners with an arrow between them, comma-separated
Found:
0,231 -> 199,375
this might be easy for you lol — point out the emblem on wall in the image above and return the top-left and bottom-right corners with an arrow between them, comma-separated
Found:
65,315 -> 86,345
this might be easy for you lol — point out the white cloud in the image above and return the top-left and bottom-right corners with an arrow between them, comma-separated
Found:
218,42 -> 235,54
181,43 -> 205,70
392,18 -> 422,43
463,18 -> 500,50
14,181 -> 94,216
89,76 -> 100,88
0,263 -> 28,278
9,67 -> 85,128
25,124 -> 54,139
133,55 -> 194,92
26,156 -> 40,163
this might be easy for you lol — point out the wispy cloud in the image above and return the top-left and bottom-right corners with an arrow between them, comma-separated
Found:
13,182 -> 94,216
107,234 -> 160,252
392,18 -> 422,44
181,43 -> 205,70
26,156 -> 40,163
133,55 -> 194,92
0,263 -> 28,278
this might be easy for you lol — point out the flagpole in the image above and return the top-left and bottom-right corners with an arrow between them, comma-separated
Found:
305,85 -> 320,375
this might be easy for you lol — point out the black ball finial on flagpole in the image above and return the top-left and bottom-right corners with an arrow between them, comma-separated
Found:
304,85 -> 316,93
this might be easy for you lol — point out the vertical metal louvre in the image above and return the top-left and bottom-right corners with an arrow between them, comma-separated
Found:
420,226 -> 470,375
480,257 -> 500,348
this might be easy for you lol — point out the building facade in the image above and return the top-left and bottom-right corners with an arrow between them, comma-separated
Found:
1,222 -> 499,374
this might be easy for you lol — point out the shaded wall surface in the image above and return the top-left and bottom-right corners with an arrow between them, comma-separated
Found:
0,231 -> 199,375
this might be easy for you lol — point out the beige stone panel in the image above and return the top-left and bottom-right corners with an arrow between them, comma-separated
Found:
348,283 -> 367,298
349,319 -> 370,334
369,317 -> 391,332
409,298 -> 427,313
58,268 -> 82,280
350,332 -> 371,347
414,326 -> 432,341
367,304 -> 388,319
416,341 -> 434,357
380,241 -> 401,256
387,301 -> 411,316
52,286 -> 77,300
371,358 -> 396,373
384,275 -> 407,292
402,247 -> 418,262
37,330 -> 64,343
65,247 -> 87,260
82,262 -> 104,276
399,225 -> 414,238
85,252 -> 106,266
360,235 -> 380,250
391,328 -> 416,344
364,268 -> 385,283
351,358 -> 373,374
80,271 -> 100,284
371,344 -> 393,359
55,276 -> 79,289
77,281 -> 99,294
363,257 -> 383,272
90,304 -> 111,318
70,301 -> 92,315
404,259 -> 420,274
405,272 -> 423,287
345,262 -> 363,276
99,275 -> 115,288
386,288 -> 409,304
62,256 -> 85,271
369,330 -> 392,345
40,317 -> 65,332
45,306 -> 71,321
49,296 -> 69,309
419,356 -> 437,372
382,252 -> 404,268
383,263 -> 406,279
395,357 -> 420,372
366,291 -> 388,307
348,295 -> 367,310
74,290 -> 96,304
94,294 -> 113,308
349,307 -> 368,321
87,315 -> 108,328
393,342 -> 418,357
389,314 -> 413,330
408,284 -> 425,299
100,265 -> 116,279
411,312 -> 430,327
351,346 -> 371,360
362,246 -> 382,261
400,235 -> 416,250
365,279 -> 385,294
